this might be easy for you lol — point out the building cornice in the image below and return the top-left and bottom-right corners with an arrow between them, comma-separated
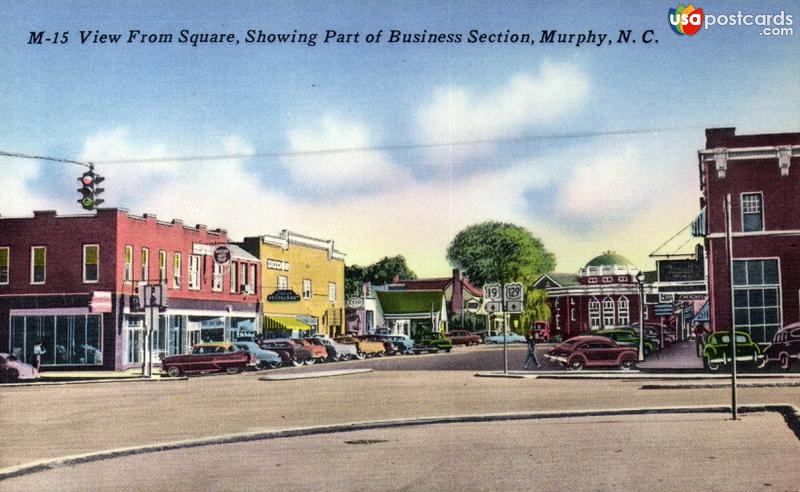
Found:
699,145 -> 800,178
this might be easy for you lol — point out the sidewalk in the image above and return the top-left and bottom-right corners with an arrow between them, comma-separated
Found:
638,339 -> 704,371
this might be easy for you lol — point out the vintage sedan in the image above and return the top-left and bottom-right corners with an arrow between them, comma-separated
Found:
160,342 -> 252,377
447,330 -> 481,346
703,331 -> 764,372
763,322 -> 800,371
311,335 -> 359,361
0,353 -> 38,382
385,334 -> 415,354
412,332 -> 453,353
582,328 -> 658,356
486,332 -> 527,344
233,341 -> 282,370
545,336 -> 639,371
295,338 -> 329,363
335,335 -> 385,358
258,338 -> 315,366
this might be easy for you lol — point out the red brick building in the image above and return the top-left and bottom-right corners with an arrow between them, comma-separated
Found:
534,252 -> 654,339
698,127 -> 800,344
0,209 -> 260,371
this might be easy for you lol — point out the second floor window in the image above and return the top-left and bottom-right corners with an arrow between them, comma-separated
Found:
742,193 -> 763,232
173,253 -> 182,288
230,261 -> 238,293
31,246 -> 46,284
141,248 -> 149,281
188,255 -> 200,290
124,245 -> 133,281
278,275 -> 288,290
328,282 -> 337,302
212,262 -> 223,292
83,245 -> 99,283
303,279 -> 312,299
0,247 -> 8,285
159,250 -> 166,282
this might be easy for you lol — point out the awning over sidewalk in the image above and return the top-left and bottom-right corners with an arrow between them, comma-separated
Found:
694,301 -> 710,322
263,316 -> 312,331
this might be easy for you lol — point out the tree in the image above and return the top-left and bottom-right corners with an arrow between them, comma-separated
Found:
522,288 -> 551,327
345,255 -> 417,297
446,221 -> 555,287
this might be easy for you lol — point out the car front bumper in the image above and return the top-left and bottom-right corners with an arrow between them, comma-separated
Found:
544,354 -> 568,364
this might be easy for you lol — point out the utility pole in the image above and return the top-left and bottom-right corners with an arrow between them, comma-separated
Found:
725,194 -> 738,420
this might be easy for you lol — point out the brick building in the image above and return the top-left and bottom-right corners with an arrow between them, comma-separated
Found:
0,209 -> 260,371
698,127 -> 800,344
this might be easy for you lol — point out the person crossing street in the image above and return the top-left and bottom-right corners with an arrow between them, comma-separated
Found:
523,332 -> 541,369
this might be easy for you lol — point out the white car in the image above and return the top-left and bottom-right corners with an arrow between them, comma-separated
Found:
312,335 -> 359,361
486,332 -> 527,344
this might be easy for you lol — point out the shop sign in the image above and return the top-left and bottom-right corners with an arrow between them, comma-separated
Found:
465,298 -> 482,314
654,303 -> 674,316
213,246 -> 232,264
267,289 -> 301,302
346,297 -> 364,309
658,259 -> 704,282
267,259 -> 290,271
676,293 -> 707,301
90,291 -> 113,313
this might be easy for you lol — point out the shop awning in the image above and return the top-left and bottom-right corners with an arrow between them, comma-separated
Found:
264,316 -> 312,331
694,301 -> 710,322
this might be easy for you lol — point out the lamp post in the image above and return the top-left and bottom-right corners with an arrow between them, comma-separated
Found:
636,270 -> 645,362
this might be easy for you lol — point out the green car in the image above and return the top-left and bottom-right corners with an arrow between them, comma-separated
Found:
413,332 -> 453,353
703,331 -> 764,372
583,328 -> 657,356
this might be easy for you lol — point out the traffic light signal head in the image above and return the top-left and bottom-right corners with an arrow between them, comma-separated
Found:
77,168 -> 105,210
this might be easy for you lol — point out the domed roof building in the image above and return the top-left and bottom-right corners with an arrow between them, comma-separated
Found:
534,251 -> 654,339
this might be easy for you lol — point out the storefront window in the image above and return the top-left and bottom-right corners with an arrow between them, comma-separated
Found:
10,314 -> 102,366
733,259 -> 781,344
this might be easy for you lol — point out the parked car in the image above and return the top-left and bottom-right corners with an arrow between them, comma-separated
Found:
160,342 -> 252,377
447,330 -> 481,346
412,332 -> 453,353
763,322 -> 800,371
529,321 -> 551,342
384,334 -> 415,354
580,328 -> 657,356
311,335 -> 359,361
544,336 -> 639,371
0,352 -> 38,382
232,341 -> 282,370
258,338 -> 315,366
295,338 -> 329,363
702,331 -> 764,372
361,334 -> 398,355
335,335 -> 385,358
486,332 -> 527,344
474,330 -> 499,343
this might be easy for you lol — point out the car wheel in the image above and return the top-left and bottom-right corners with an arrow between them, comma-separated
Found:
256,360 -> 269,371
355,352 -> 366,360
377,351 -> 385,357
778,352 -> 792,371
304,358 -> 316,365
268,360 -> 282,369
166,366 -> 181,378
706,359 -> 721,372
226,366 -> 241,375
568,358 -> 584,371
291,359 -> 304,367
621,359 -> 636,370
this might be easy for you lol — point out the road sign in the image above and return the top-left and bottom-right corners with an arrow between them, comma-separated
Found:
484,284 -> 502,301
484,301 -> 503,314
654,303 -> 674,316
505,300 -> 523,314
503,283 -> 524,302
464,298 -> 482,314
213,245 -> 232,264
140,284 -> 168,309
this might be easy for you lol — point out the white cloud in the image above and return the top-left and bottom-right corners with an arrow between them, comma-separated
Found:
0,158 -> 53,216
282,114 -> 411,190
417,61 -> 590,162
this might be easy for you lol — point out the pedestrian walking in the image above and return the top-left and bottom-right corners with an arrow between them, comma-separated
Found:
523,332 -> 541,369
694,323 -> 709,357
33,340 -> 46,372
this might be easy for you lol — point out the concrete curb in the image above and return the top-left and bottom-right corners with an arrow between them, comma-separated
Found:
641,382 -> 800,390
475,371 -> 800,380
0,376 -> 187,388
1,404 -> 798,482
259,368 -> 373,381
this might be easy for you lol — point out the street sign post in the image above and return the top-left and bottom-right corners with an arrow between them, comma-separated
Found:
653,303 -> 674,317
484,284 -> 502,301
503,283 -> 524,314
464,298 -> 482,314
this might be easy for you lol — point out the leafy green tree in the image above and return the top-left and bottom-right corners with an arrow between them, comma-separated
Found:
345,255 -> 417,297
522,288 -> 551,327
446,222 -> 555,287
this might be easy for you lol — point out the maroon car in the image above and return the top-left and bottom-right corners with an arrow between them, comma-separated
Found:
545,336 -> 638,371
297,338 -> 329,363
446,330 -> 481,346
160,342 -> 252,377
258,338 -> 315,366
0,353 -> 38,382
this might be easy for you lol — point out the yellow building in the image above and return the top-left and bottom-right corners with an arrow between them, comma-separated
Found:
241,230 -> 346,337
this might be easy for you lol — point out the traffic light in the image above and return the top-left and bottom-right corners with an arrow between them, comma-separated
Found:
77,168 -> 105,210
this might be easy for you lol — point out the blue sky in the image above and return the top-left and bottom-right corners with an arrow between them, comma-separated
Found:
2,1 -> 798,276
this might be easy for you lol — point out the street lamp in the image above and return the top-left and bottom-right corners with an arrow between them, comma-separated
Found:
636,270 -> 645,362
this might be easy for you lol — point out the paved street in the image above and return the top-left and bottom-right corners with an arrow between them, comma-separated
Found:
2,344 -> 799,477
2,412 -> 798,492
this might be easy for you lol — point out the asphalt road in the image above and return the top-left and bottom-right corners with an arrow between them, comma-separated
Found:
2,345 -> 799,488
3,413 -> 798,491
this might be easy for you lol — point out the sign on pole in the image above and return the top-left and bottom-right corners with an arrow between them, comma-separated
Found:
346,297 -> 364,309
653,303 -> 674,317
214,245 -> 232,265
503,283 -> 524,313
484,284 -> 502,302
484,301 -> 503,314
464,298 -> 482,314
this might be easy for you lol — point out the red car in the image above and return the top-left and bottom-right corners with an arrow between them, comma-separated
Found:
297,338 -> 329,362
446,330 -> 481,346
160,342 -> 252,377
258,338 -> 315,366
545,336 -> 638,371
529,321 -> 551,342
0,353 -> 38,382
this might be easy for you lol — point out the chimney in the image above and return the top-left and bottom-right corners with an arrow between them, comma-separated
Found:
362,282 -> 372,298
